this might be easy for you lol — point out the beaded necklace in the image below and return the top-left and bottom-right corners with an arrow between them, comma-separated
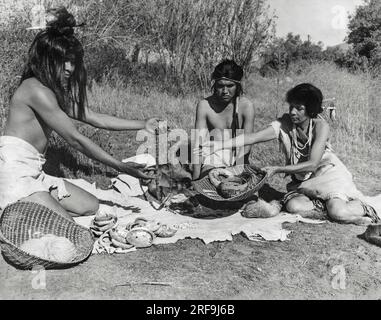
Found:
290,119 -> 313,164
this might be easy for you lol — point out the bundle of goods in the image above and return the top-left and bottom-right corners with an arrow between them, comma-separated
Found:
241,199 -> 282,218
89,211 -> 118,236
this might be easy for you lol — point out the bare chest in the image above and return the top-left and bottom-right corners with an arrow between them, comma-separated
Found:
5,102 -> 51,153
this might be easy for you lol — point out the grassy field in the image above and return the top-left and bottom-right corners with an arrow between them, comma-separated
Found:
1,61 -> 380,194
2,59 -> 381,300
4,61 -> 376,194
2,0 -> 381,300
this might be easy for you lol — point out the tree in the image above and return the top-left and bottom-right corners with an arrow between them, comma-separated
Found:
347,0 -> 381,68
259,33 -> 324,76
2,0 -> 275,91
134,0 -> 275,88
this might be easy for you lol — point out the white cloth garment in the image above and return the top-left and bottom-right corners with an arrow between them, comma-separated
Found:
0,136 -> 70,210
270,115 -> 381,217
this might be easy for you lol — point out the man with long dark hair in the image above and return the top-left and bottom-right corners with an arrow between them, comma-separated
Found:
0,7 -> 158,220
192,59 -> 255,180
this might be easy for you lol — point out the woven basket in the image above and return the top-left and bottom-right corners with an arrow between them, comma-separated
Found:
192,164 -> 268,202
0,201 -> 94,270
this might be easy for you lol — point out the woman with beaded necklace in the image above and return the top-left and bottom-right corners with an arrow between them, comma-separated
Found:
197,83 -> 381,225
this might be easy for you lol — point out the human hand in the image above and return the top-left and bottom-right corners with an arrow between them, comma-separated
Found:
192,140 -> 224,158
261,166 -> 280,178
119,162 -> 153,180
144,118 -> 165,134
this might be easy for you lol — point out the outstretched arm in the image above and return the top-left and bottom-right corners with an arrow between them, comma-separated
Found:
229,126 -> 277,148
264,121 -> 330,177
198,125 -> 277,157
74,104 -> 160,133
30,88 -> 152,179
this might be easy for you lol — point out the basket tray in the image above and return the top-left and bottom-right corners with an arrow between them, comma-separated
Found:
192,165 -> 268,202
0,202 -> 94,270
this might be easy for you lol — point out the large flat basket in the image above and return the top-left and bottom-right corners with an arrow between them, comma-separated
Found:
192,165 -> 268,202
0,201 -> 94,270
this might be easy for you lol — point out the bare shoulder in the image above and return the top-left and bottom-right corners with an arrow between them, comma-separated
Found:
313,118 -> 330,136
15,78 -> 44,95
314,117 -> 330,131
196,98 -> 210,114
16,78 -> 58,111
238,96 -> 254,115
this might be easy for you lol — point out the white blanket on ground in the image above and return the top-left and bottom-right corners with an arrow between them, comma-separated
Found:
72,154 -> 324,251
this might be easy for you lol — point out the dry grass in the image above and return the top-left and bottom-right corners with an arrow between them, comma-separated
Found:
245,62 -> 381,192
0,62 -> 380,192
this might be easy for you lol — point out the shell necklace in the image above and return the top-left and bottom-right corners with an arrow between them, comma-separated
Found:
290,119 -> 313,163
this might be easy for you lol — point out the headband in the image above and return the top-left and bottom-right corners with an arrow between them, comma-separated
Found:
212,76 -> 242,84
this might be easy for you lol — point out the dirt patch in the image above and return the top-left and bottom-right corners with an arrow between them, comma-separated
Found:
2,210 -> 381,300
1,133 -> 381,300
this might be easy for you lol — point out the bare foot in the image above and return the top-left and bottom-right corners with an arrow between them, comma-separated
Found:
351,217 -> 373,226
297,210 -> 327,220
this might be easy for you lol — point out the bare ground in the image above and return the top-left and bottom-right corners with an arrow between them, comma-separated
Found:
1,133 -> 381,300
1,221 -> 381,300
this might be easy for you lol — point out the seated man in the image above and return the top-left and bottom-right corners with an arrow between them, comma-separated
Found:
0,7 -> 157,220
192,59 -> 254,180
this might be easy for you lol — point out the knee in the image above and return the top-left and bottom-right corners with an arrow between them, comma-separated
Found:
79,196 -> 100,216
327,205 -> 350,223
285,197 -> 313,213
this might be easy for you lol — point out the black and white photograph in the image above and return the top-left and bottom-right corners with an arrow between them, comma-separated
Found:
0,0 -> 380,304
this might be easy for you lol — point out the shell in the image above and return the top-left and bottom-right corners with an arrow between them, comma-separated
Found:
110,227 -> 129,240
127,218 -> 162,233
154,225 -> 177,238
125,228 -> 155,248
92,217 -> 115,227
90,229 -> 104,237
94,210 -> 116,221
90,217 -> 117,235
144,220 -> 162,233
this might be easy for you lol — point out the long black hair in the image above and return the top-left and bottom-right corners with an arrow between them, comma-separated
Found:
21,7 -> 87,120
